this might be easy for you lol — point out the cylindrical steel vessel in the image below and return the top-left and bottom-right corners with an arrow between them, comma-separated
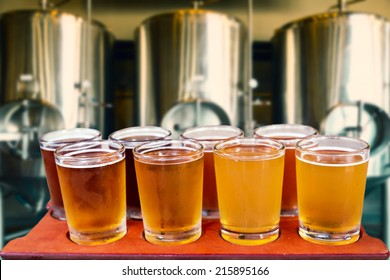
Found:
134,9 -> 248,138
0,9 -> 114,135
0,8 -> 114,225
272,10 -> 390,178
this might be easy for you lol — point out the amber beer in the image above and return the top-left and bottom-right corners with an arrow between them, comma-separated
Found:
39,128 -> 102,220
55,140 -> 126,245
254,124 -> 318,216
296,136 -> 370,245
214,138 -> 285,246
41,148 -> 63,213
180,125 -> 244,219
281,147 -> 297,213
202,151 -> 218,212
133,139 -> 203,245
109,126 -> 171,220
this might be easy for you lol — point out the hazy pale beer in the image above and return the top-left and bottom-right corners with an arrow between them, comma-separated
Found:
55,140 -> 126,245
180,125 -> 244,219
109,126 -> 171,219
254,124 -> 318,216
133,139 -> 203,245
39,128 -> 102,220
214,138 -> 285,245
296,136 -> 370,245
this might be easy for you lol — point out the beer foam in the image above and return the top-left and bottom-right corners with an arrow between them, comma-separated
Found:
298,153 -> 369,167
134,147 -> 203,165
56,149 -> 124,168
215,144 -> 285,161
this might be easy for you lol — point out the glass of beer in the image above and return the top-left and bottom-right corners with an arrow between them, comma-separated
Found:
39,128 -> 102,220
253,124 -> 318,217
180,125 -> 244,219
133,139 -> 204,245
108,126 -> 171,220
214,138 -> 285,246
296,135 -> 370,245
54,140 -> 127,245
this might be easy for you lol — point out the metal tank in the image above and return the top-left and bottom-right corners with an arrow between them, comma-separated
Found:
0,9 -> 114,134
272,0 -> 390,180
134,6 -> 249,138
0,4 -> 113,244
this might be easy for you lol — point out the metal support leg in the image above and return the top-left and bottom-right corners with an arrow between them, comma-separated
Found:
386,178 -> 390,246
0,184 -> 4,250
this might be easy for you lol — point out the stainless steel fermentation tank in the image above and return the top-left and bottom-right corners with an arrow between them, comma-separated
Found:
272,2 -> 390,180
0,9 -> 114,133
134,8 -> 249,137
0,6 -> 113,241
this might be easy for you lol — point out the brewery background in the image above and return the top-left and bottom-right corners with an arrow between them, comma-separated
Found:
0,0 -> 389,249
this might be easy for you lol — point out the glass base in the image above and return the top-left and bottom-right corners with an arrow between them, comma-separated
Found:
202,209 -> 219,219
220,227 -> 279,246
50,206 -> 66,221
127,208 -> 142,220
298,225 -> 360,246
144,224 -> 201,245
69,223 -> 127,246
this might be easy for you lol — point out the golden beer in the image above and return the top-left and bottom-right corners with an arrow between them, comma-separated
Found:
214,138 -> 285,245
55,141 -> 127,245
296,153 -> 368,244
134,140 -> 204,245
180,125 -> 244,219
108,126 -> 171,220
296,136 -> 370,245
254,124 -> 318,216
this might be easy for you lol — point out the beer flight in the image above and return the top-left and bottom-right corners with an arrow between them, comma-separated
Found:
39,124 -> 370,247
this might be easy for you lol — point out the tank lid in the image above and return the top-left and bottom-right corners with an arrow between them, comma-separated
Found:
137,8 -> 243,27
274,10 -> 389,35
0,9 -> 107,29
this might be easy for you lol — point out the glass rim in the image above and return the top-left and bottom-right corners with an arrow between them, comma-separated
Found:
133,139 -> 204,164
108,126 -> 171,145
180,125 -> 244,142
296,135 -> 370,156
214,137 -> 285,161
54,140 -> 125,165
254,124 -> 318,145
39,128 -> 102,149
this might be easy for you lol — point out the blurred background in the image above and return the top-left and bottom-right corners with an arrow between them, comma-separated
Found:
0,0 -> 389,249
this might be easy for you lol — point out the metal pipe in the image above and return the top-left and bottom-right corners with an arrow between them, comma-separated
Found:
86,0 -> 92,128
40,0 -> 48,10
79,0 -> 93,128
246,0 -> 254,135
338,0 -> 347,12
329,0 -> 365,11
0,185 -> 4,250
193,1 -> 203,9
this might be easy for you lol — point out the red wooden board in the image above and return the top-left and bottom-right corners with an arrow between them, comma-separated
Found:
1,213 -> 388,260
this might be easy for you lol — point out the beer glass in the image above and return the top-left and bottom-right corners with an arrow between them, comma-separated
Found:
253,124 -> 318,216
296,135 -> 370,245
108,126 -> 171,219
180,125 -> 244,219
133,139 -> 204,245
214,138 -> 285,245
39,128 -> 102,220
55,140 -> 127,245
